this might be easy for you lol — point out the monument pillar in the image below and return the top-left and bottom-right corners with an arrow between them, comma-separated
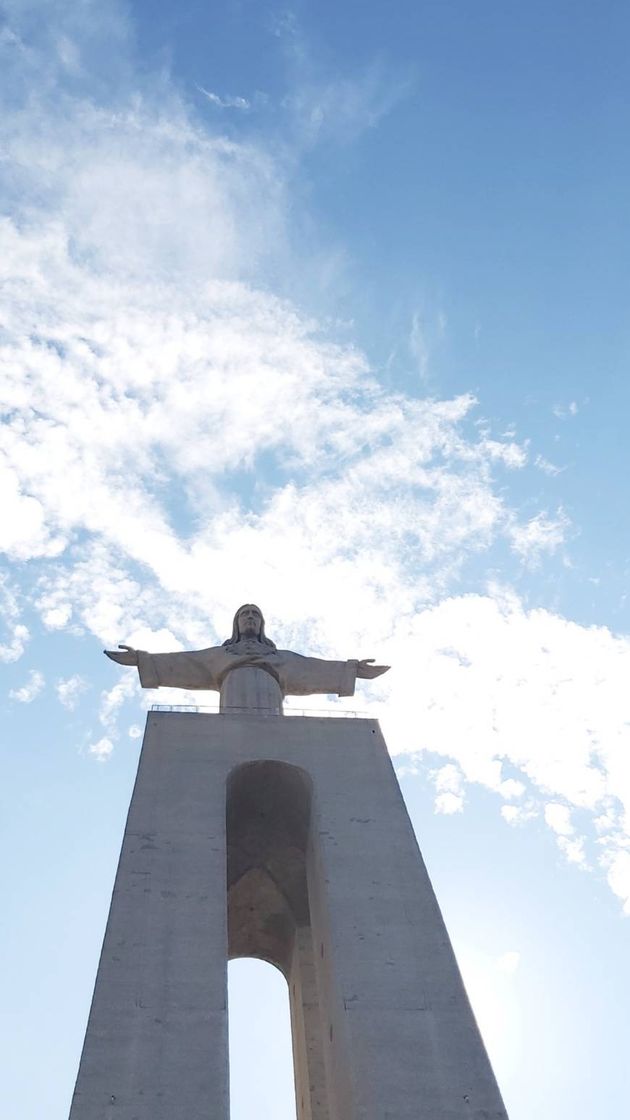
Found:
69,709 -> 508,1119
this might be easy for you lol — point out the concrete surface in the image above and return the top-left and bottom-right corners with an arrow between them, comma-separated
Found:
69,710 -> 508,1120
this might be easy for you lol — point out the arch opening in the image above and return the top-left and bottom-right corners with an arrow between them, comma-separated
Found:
228,957 -> 297,1120
226,760 -> 331,1120
226,760 -> 313,975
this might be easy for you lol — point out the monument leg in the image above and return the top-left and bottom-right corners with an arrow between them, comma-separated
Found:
289,925 -> 331,1120
69,723 -> 230,1120
304,719 -> 508,1120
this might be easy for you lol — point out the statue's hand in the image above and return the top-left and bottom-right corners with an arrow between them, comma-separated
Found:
104,643 -> 139,667
356,658 -> 390,680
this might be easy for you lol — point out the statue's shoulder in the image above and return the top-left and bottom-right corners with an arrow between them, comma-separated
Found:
182,644 -> 229,659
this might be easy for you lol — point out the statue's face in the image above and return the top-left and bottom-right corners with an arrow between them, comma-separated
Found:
237,605 -> 263,639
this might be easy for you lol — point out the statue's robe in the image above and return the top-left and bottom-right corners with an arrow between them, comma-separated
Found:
136,638 -> 359,698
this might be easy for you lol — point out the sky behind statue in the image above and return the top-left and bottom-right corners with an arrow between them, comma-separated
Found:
1,2 -> 629,1118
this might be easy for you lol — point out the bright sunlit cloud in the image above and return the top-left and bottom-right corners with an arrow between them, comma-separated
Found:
4,7 -> 630,1120
2,0 -> 629,921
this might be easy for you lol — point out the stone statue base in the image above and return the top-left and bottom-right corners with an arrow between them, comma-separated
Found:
68,710 -> 508,1120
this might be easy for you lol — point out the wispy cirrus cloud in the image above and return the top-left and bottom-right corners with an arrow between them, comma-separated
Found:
197,86 -> 251,111
509,509 -> 570,566
282,65 -> 411,147
272,10 -> 412,148
2,0 -> 629,918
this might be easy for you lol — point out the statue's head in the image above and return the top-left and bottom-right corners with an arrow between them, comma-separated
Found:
223,604 -> 276,649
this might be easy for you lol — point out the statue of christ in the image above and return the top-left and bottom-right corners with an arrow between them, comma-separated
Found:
105,603 -> 389,710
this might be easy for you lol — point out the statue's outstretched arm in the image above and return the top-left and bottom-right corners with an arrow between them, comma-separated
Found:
278,651 -> 389,697
104,644 -> 138,666
356,659 -> 390,679
105,643 -> 223,690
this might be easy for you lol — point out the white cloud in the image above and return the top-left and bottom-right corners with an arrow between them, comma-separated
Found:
0,574 -> 29,662
594,806 -> 619,835
42,604 -> 73,629
534,454 -> 564,477
273,13 -> 411,148
197,86 -> 250,110
0,2 -> 534,662
432,763 -> 465,814
408,308 -> 449,384
509,510 -> 569,566
9,669 -> 45,703
88,736 -> 114,762
0,623 -> 29,662
499,779 -> 525,800
543,803 -> 590,868
0,465 -> 64,560
501,804 -> 538,826
557,835 -> 589,868
2,0 -> 629,912
288,70 -> 409,147
378,591 -> 630,903
56,674 -> 88,710
544,803 -> 574,837
553,401 -> 579,419
496,951 -> 520,975
602,850 -> 630,915
99,673 -> 138,731
434,763 -> 464,792
409,312 -> 429,381
435,791 -> 465,815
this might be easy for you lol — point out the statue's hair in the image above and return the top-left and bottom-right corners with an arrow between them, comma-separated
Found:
223,603 -> 276,649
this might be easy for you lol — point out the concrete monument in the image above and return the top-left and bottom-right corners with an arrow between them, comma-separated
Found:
69,604 -> 508,1119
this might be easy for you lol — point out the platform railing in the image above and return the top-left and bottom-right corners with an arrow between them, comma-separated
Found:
150,703 -> 368,718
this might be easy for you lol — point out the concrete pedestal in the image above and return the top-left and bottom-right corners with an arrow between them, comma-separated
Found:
69,711 -> 508,1120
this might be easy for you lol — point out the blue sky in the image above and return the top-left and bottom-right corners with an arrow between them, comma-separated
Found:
1,1 -> 629,1117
